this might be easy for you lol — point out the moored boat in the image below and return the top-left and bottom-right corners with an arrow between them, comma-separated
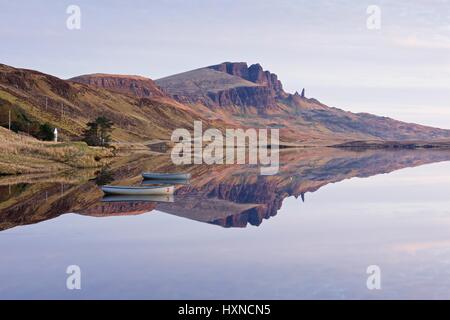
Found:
102,195 -> 175,203
141,178 -> 190,186
142,172 -> 191,180
102,185 -> 174,195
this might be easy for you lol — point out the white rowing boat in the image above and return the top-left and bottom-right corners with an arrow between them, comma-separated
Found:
102,185 -> 174,195
102,195 -> 174,203
142,172 -> 191,180
141,178 -> 190,186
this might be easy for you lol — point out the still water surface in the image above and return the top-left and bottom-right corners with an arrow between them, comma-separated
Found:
1,150 -> 450,299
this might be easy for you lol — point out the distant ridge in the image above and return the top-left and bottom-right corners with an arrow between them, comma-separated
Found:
70,73 -> 166,98
208,62 -> 285,97
155,62 -> 450,142
1,62 -> 450,144
0,64 -> 223,142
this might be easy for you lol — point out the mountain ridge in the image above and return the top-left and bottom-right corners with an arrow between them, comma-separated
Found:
155,62 -> 450,142
69,73 -> 166,98
1,62 -> 450,145
0,63 -> 225,142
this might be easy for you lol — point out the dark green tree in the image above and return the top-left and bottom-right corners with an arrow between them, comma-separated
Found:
83,121 -> 100,146
82,116 -> 113,147
37,123 -> 55,141
96,116 -> 114,147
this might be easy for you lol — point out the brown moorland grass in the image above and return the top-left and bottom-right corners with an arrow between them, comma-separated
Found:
0,127 -> 114,175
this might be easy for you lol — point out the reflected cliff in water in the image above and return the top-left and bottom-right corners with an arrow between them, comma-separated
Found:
1,147 -> 450,231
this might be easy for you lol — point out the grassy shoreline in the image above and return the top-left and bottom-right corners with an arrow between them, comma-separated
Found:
0,127 -> 114,175
2,125 -> 450,176
332,140 -> 450,150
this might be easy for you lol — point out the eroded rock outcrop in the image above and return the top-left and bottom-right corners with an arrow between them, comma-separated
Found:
156,66 -> 280,114
70,74 -> 165,98
208,62 -> 285,97
207,85 -> 277,113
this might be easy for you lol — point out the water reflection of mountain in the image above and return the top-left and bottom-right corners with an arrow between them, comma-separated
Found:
1,148 -> 450,231
157,149 -> 450,227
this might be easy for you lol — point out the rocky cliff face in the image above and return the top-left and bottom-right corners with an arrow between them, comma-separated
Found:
207,85 -> 277,114
70,74 -> 165,98
155,63 -> 285,114
208,62 -> 285,97
209,62 -> 250,80
155,66 -> 279,114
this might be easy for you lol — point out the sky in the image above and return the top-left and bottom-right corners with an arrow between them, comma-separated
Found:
1,0 -> 450,128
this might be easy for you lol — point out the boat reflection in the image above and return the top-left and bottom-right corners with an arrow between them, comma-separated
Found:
1,148 -> 450,231
102,194 -> 175,203
141,179 -> 190,186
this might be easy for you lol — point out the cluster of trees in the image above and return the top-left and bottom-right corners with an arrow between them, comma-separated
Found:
82,116 -> 114,147
1,108 -> 55,141
1,105 -> 113,146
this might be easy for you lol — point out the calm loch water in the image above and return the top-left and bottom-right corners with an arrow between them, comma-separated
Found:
1,149 -> 450,299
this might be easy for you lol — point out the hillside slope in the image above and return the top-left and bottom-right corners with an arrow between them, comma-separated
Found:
0,64 -> 221,142
156,62 -> 450,143
2,62 -> 449,146
156,67 -> 279,114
